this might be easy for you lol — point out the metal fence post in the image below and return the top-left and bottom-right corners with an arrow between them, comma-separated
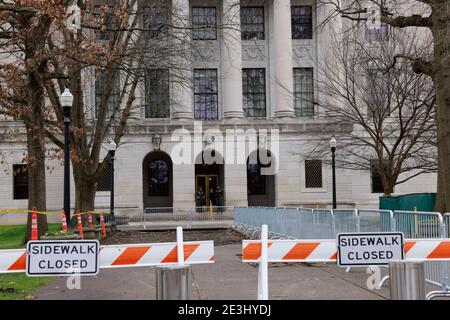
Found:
389,261 -> 426,300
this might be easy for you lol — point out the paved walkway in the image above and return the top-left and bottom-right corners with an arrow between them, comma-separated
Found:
33,244 -> 399,300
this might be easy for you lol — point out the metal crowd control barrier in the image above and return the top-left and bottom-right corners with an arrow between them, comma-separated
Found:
242,224 -> 450,300
233,207 -> 450,299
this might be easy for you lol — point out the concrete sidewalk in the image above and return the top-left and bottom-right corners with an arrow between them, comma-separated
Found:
32,244 -> 399,300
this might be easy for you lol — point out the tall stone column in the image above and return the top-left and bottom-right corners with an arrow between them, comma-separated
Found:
222,0 -> 244,119
273,0 -> 295,117
171,0 -> 194,119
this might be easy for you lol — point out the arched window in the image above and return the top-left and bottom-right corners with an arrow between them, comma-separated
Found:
247,150 -> 275,207
148,159 -> 169,196
247,151 -> 271,195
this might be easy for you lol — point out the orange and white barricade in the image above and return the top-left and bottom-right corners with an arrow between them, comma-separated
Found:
0,227 -> 214,274
242,225 -> 450,300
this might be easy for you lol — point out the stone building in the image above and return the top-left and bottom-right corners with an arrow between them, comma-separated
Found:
0,0 -> 436,219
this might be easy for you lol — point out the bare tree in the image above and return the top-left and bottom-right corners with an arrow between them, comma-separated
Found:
1,0 -> 238,225
309,27 -> 436,195
0,1 -> 55,238
318,0 -> 450,210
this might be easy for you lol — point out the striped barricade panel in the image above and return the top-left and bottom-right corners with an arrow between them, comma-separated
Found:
100,241 -> 215,268
0,241 -> 214,273
242,239 -> 450,263
0,249 -> 27,273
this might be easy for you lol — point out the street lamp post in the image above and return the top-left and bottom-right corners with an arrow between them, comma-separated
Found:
60,88 -> 73,224
109,140 -> 117,227
330,137 -> 337,209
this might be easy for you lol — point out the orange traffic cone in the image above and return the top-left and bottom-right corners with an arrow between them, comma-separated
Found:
61,210 -> 68,233
100,210 -> 107,238
31,207 -> 38,240
88,212 -> 94,229
77,213 -> 84,240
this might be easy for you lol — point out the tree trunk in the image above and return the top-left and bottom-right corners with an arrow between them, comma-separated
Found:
383,183 -> 395,196
431,10 -> 450,213
72,163 -> 97,226
25,75 -> 48,241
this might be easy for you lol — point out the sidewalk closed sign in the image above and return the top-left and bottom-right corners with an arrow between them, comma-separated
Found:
26,240 -> 99,276
337,232 -> 404,267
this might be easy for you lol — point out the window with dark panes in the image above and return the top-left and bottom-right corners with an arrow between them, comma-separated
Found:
293,68 -> 314,116
13,164 -> 28,200
97,161 -> 112,192
241,7 -> 265,40
143,5 -> 169,40
192,7 -> 217,40
194,69 -> 218,120
93,5 -> 115,41
291,6 -> 313,39
242,68 -> 266,117
367,68 -> 390,117
305,160 -> 322,188
149,159 -> 170,196
145,69 -> 170,118
95,71 -> 121,119
371,160 -> 385,193
365,18 -> 388,41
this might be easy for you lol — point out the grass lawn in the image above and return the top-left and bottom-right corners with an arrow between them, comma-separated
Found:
0,223 -> 61,300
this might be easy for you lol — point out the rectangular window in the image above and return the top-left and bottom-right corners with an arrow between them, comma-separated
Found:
291,6 -> 313,40
371,160 -> 384,193
367,68 -> 390,117
145,69 -> 170,118
242,68 -> 266,117
365,22 -> 388,42
13,164 -> 28,200
194,69 -> 218,120
241,7 -> 265,40
97,162 -> 112,192
305,160 -> 323,188
95,71 -> 121,119
293,68 -> 314,116
93,5 -> 115,41
192,7 -> 217,40
143,5 -> 169,40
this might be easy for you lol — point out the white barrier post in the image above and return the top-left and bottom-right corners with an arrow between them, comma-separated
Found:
257,224 -> 269,300
177,226 -> 185,265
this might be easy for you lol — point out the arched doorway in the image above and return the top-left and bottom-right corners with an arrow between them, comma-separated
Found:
195,150 -> 224,210
142,151 -> 173,209
247,149 -> 275,207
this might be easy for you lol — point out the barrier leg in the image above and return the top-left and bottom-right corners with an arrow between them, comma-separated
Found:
389,261 -> 426,300
156,266 -> 192,300
156,226 -> 192,300
257,224 -> 269,300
